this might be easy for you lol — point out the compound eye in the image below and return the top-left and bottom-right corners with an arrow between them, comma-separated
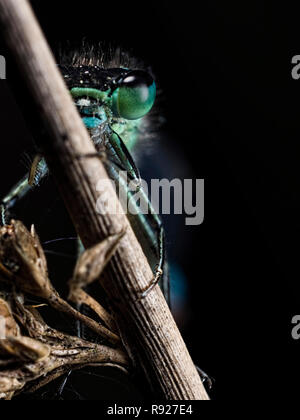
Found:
112,70 -> 156,120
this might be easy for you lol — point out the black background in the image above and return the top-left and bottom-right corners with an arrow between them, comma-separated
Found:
0,0 -> 298,400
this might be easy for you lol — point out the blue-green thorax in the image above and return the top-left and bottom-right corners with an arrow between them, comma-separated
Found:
71,87 -> 142,151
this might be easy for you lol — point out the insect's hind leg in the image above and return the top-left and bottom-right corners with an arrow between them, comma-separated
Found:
0,155 -> 48,226
196,366 -> 214,391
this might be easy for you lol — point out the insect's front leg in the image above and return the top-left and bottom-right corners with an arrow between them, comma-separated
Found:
0,155 -> 48,226
109,132 -> 142,187
1,175 -> 30,225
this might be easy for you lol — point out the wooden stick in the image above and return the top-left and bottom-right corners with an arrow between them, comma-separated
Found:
0,0 -> 209,400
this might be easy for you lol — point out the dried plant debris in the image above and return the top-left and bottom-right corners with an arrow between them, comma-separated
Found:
69,229 -> 125,332
0,220 -> 129,400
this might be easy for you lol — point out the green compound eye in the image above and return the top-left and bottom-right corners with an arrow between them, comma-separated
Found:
112,70 -> 156,120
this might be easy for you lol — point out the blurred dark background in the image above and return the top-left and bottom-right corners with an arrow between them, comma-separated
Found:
0,0 -> 298,400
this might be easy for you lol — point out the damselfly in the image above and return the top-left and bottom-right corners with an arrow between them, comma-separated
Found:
0,47 -> 213,396
0,47 -> 170,303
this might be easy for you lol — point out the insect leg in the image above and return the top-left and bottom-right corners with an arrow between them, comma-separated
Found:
138,211 -> 170,303
108,132 -> 141,186
0,155 -> 48,226
105,136 -> 170,303
78,134 -> 170,303
76,132 -> 140,185
28,154 -> 45,187
196,365 -> 214,391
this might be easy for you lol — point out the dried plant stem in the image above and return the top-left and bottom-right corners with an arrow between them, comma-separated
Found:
68,288 -> 117,332
0,296 -> 129,399
48,294 -> 120,345
0,0 -> 209,400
